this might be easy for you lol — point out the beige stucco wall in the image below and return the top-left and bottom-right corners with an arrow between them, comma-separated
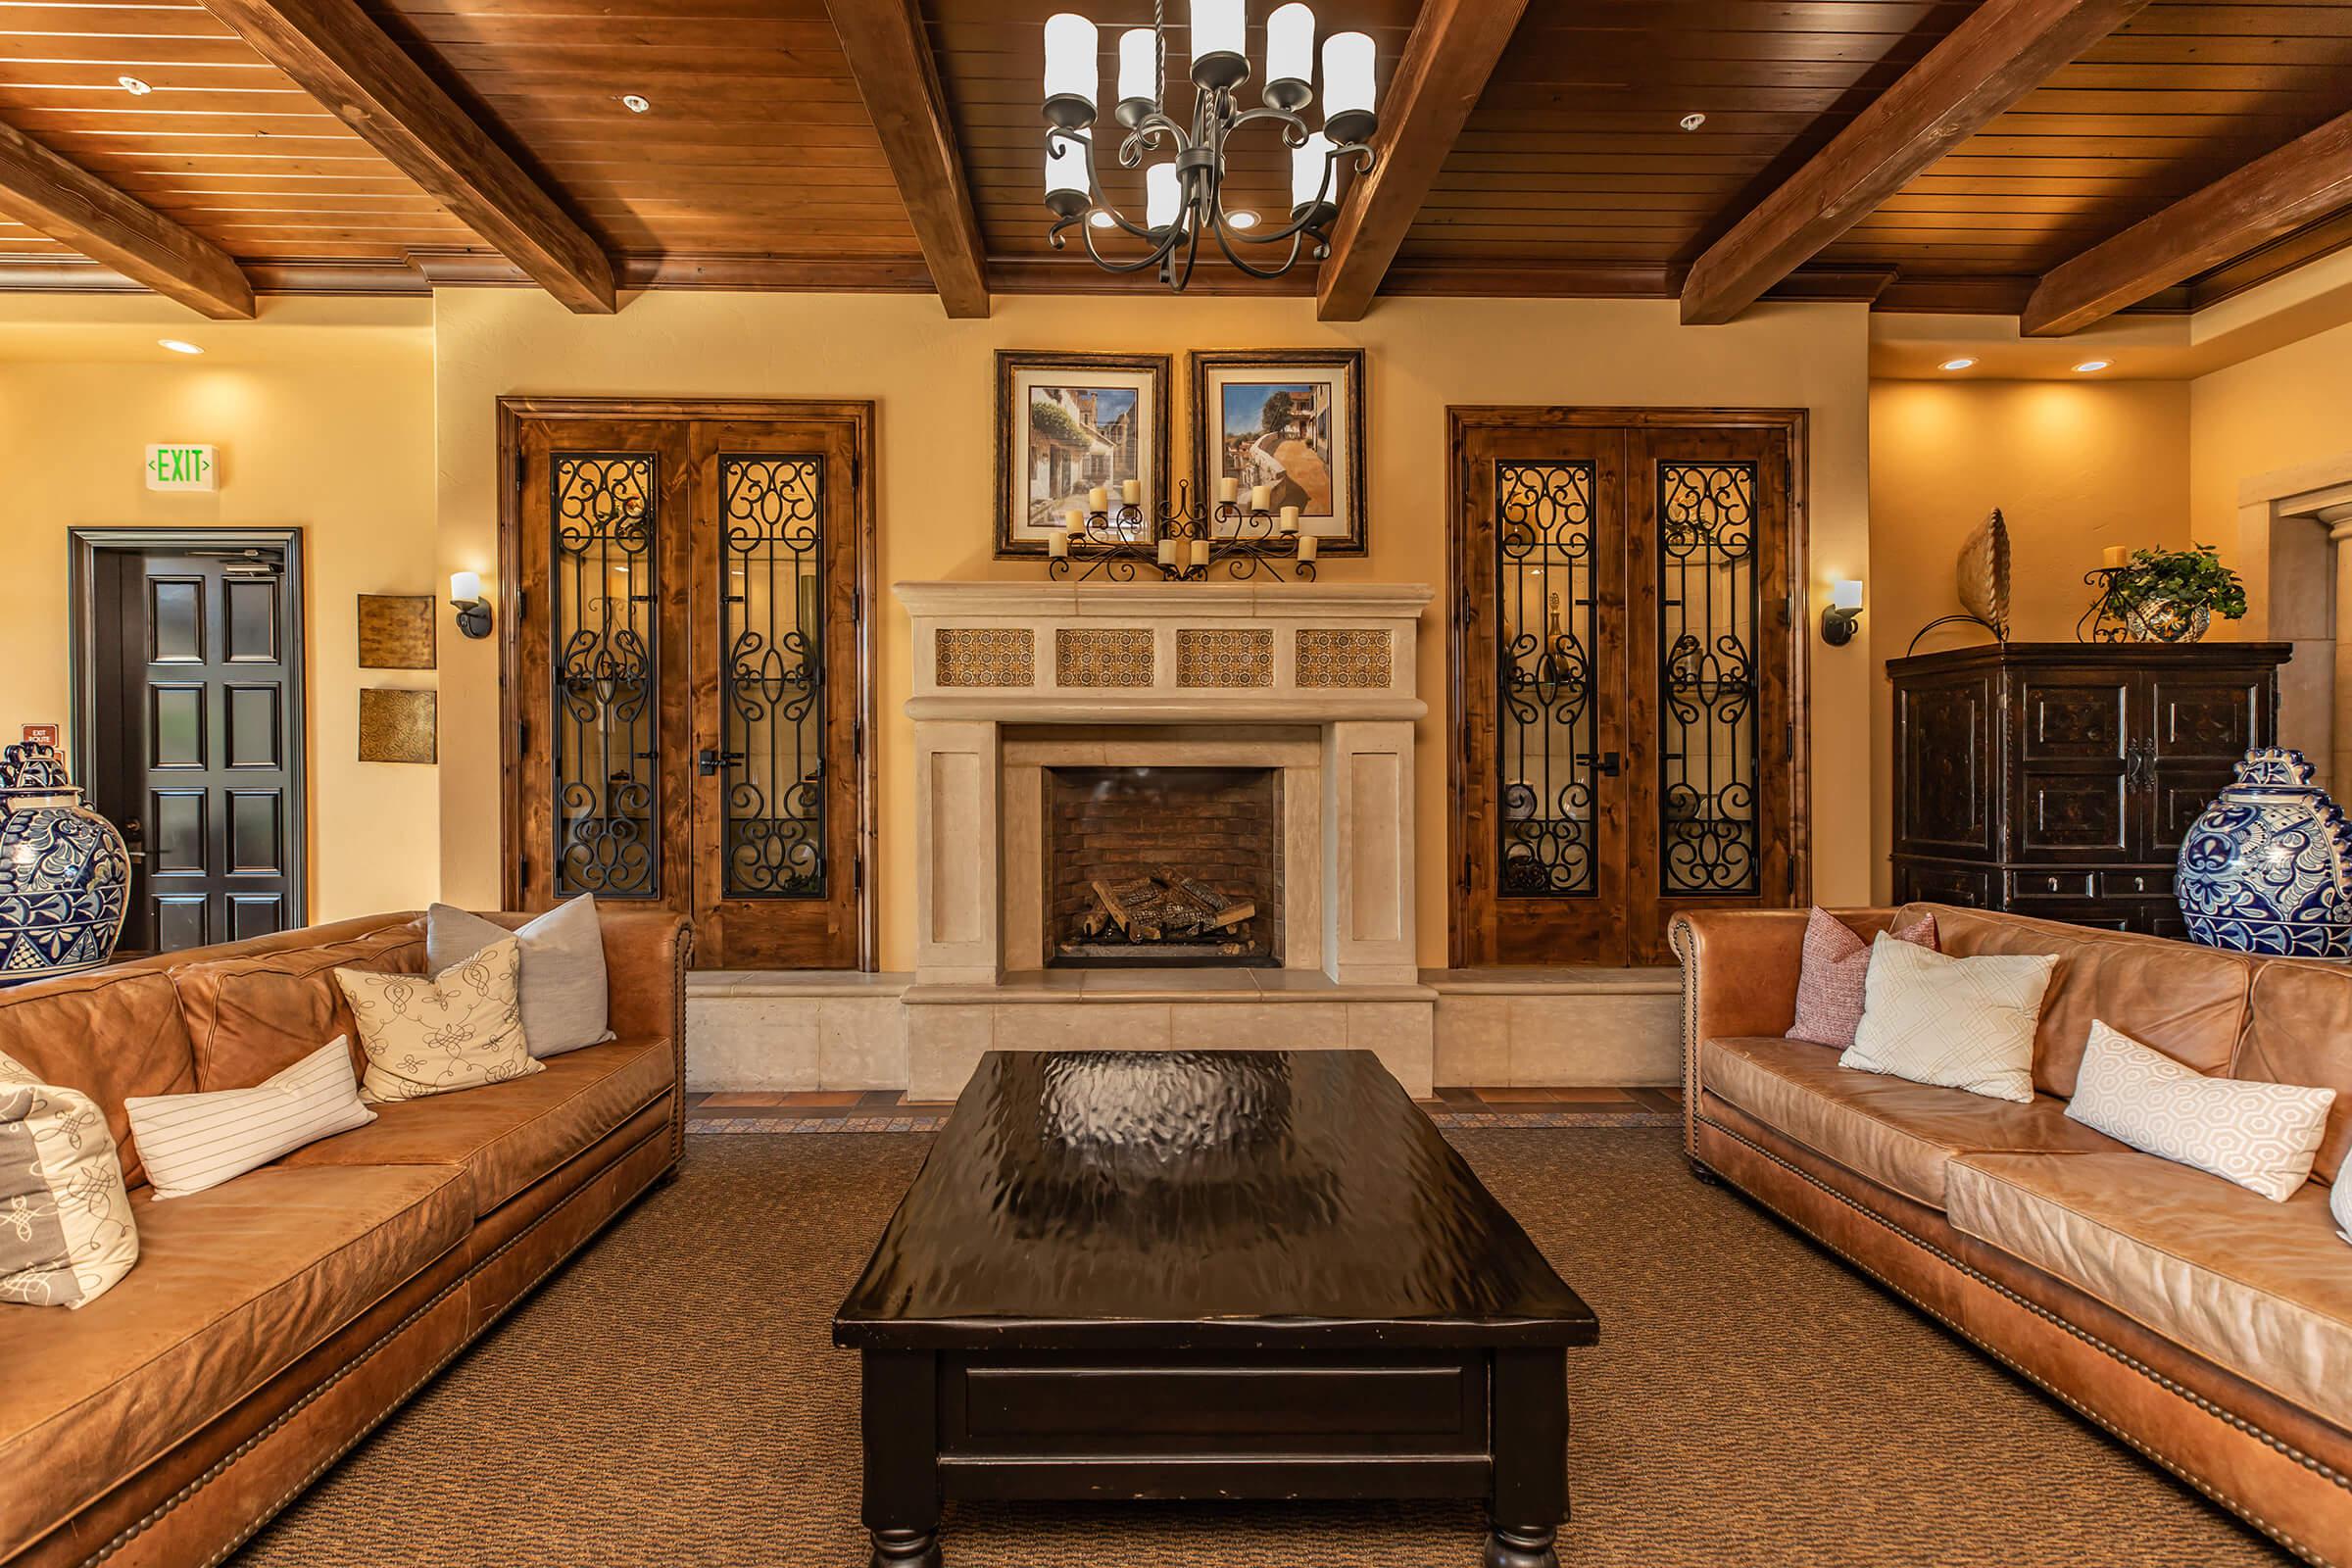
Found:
431,289 -> 1877,969
0,296 -> 440,925
1865,377 -> 2196,902
2190,314 -> 2352,580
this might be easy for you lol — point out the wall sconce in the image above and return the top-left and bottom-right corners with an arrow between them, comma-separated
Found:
449,570 -> 492,640
1822,579 -> 1864,646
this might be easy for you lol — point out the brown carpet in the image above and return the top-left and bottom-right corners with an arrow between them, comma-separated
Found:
234,1128 -> 2292,1568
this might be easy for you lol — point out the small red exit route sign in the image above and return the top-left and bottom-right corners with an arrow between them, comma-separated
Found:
22,724 -> 59,747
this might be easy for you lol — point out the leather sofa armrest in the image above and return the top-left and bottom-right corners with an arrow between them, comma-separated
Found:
594,907 -> 693,1161
1668,908 -> 1894,1157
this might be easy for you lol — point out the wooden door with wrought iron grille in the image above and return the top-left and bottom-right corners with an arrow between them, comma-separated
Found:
503,400 -> 874,970
1449,410 -> 1806,967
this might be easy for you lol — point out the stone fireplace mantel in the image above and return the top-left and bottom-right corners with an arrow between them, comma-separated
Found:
903,580 -> 1430,997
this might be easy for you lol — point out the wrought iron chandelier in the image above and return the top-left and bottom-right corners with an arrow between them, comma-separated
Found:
1042,0 -> 1379,290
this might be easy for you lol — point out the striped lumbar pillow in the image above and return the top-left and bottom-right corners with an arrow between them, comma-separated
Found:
124,1038 -> 375,1200
2066,1019 -> 2335,1202
1,1051 -> 139,1308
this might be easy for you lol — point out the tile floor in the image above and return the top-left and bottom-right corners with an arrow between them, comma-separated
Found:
684,1085 -> 1683,1134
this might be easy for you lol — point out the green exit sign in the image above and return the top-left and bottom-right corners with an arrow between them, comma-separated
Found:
145,444 -> 218,492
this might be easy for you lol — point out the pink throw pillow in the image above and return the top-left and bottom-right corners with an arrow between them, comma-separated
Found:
1787,907 -> 1938,1049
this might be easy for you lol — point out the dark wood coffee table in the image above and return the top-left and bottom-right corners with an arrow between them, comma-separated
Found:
834,1050 -> 1598,1568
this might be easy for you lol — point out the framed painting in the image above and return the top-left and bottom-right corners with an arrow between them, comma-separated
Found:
1189,349 -> 1366,554
994,351 -> 1172,556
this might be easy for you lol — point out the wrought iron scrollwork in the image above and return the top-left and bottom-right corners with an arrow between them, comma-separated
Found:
1658,462 -> 1758,896
1496,462 -> 1597,897
553,453 -> 659,898
719,456 -> 826,899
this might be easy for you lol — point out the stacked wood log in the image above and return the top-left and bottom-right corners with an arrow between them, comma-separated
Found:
1089,869 -> 1256,944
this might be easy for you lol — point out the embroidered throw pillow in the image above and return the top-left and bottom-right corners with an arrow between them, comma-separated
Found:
124,1038 -> 376,1200
0,1051 -> 138,1309
334,937 -> 541,1102
1788,907 -> 1938,1049
1841,935 -> 2056,1104
2067,1019 -> 2335,1201
425,895 -> 612,1059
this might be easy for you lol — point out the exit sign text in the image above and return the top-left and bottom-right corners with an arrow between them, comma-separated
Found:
145,444 -> 218,492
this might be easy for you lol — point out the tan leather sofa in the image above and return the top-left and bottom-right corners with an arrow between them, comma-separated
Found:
0,908 -> 688,1568
1672,904 -> 2352,1567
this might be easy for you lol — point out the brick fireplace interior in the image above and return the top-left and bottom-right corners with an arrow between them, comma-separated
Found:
1044,766 -> 1284,968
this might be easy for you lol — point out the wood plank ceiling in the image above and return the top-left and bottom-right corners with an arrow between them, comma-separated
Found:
1,0 -> 2349,318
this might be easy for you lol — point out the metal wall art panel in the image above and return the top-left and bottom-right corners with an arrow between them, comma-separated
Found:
1496,462 -> 1598,898
552,452 -> 661,898
1658,461 -> 1759,896
357,688 -> 436,763
356,594 -> 435,669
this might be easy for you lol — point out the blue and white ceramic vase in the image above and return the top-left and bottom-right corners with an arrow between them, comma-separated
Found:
2177,748 -> 2352,957
0,743 -> 131,983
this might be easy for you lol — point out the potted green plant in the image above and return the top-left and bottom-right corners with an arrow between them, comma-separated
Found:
2109,544 -> 2247,643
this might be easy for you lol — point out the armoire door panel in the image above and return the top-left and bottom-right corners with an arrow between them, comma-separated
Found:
1893,674 -> 1993,857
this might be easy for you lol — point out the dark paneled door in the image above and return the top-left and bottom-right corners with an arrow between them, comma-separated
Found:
505,403 -> 874,969
85,545 -> 302,956
1450,412 -> 1805,967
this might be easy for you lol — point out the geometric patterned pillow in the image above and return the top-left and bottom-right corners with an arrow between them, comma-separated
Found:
2067,1019 -> 2336,1201
0,1051 -> 139,1309
2334,1161 -> 2351,1246
1841,935 -> 2056,1104
332,936 -> 542,1103
1788,906 -> 1938,1049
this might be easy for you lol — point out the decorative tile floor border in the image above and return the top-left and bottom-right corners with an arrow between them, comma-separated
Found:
684,1088 -> 1681,1135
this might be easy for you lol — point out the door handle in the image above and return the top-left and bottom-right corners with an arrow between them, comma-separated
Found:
1594,751 -> 1622,778
697,749 -> 746,776
120,816 -> 146,862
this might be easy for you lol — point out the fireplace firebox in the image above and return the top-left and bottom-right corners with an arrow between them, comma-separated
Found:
1045,766 -> 1283,967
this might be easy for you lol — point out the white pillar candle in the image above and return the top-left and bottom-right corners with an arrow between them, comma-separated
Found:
1088,486 -> 1108,511
1048,528 -> 1070,559
1278,505 -> 1299,533
1218,475 -> 1239,504
1250,483 -> 1272,511
1122,478 -> 1142,505
1158,537 -> 1179,566
1191,538 -> 1212,568
1297,533 -> 1317,562
1063,509 -> 1084,531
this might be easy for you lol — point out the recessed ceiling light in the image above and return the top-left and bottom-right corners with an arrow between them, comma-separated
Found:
619,93 -> 651,114
1227,210 -> 1259,229
2072,359 -> 2111,372
157,338 -> 203,355
1088,210 -> 1116,229
1679,112 -> 1706,131
119,75 -> 152,95
1938,357 -> 1977,371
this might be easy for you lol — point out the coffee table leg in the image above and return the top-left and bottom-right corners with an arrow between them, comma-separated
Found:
1486,1347 -> 1567,1567
861,1349 -> 943,1568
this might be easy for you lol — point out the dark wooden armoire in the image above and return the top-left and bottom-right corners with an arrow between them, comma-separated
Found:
1887,641 -> 2291,937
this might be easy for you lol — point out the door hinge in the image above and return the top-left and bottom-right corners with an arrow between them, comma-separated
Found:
517,719 -> 529,754
514,587 -> 527,622
854,855 -> 864,895
518,856 -> 530,887
514,450 -> 527,492
853,716 -> 864,758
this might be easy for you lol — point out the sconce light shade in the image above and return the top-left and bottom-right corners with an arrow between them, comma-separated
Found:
450,570 -> 492,640
1823,579 -> 1864,646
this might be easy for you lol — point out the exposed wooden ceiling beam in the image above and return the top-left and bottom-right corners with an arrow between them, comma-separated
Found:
824,0 -> 989,318
2023,109 -> 2352,336
1679,0 -> 2149,327
1314,0 -> 1531,323
0,120 -> 254,319
201,0 -> 615,314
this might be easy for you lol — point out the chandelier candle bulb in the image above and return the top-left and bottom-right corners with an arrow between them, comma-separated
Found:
1291,131 -> 1336,216
1043,13 -> 1099,125
1264,2 -> 1315,106
1117,27 -> 1158,118
1045,132 -> 1089,216
1250,484 -> 1272,511
1146,162 -> 1181,230
1321,30 -> 1376,142
1190,0 -> 1248,86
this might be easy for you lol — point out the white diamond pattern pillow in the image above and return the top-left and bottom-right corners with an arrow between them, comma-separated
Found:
2333,1166 -> 2350,1246
2067,1019 -> 2335,1202
1840,935 -> 2056,1104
